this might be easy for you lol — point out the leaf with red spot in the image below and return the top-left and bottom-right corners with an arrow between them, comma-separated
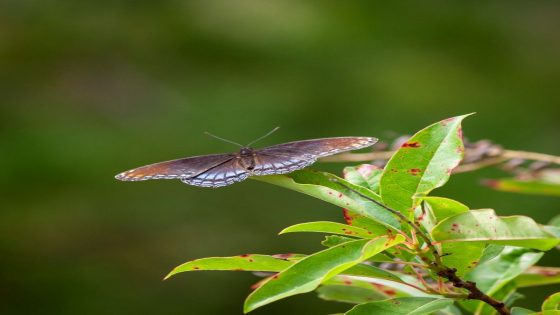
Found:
431,209 -> 560,250
437,242 -> 485,277
280,221 -> 385,238
380,114 -> 472,217
255,170 -> 400,230
316,279 -> 390,304
414,197 -> 478,275
317,275 -> 411,304
243,235 -> 404,313
164,254 -> 294,280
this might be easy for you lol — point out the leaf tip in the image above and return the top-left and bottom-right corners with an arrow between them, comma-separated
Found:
162,271 -> 174,281
243,300 -> 255,313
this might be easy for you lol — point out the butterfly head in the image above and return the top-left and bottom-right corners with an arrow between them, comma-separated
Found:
239,147 -> 254,157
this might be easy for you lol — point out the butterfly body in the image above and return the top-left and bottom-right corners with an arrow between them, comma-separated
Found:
237,147 -> 257,171
116,137 -> 377,188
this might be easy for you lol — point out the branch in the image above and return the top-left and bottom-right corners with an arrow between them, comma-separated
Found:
332,179 -> 511,315
320,146 -> 560,174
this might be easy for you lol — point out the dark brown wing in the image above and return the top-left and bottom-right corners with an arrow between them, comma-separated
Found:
252,137 -> 377,176
115,154 -> 235,181
181,158 -> 249,188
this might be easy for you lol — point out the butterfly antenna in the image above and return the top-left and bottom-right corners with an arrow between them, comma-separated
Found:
246,127 -> 280,147
204,131 -> 243,147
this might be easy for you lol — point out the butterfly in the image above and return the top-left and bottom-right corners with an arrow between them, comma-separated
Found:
115,128 -> 377,188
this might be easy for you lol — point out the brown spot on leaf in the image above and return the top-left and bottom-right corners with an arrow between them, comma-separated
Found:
408,168 -> 421,176
402,141 -> 421,148
384,289 -> 396,296
482,179 -> 499,188
342,209 -> 353,225
450,223 -> 461,233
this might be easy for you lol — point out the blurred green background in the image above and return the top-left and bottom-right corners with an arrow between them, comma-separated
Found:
1,1 -> 559,314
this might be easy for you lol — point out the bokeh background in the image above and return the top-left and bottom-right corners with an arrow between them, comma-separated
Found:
2,1 -> 559,314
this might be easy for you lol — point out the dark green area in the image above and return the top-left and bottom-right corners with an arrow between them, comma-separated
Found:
1,1 -> 559,314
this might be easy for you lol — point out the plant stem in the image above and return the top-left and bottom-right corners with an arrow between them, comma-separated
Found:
332,179 -> 511,315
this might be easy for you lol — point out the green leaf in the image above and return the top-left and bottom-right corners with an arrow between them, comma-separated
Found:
345,297 -> 453,315
380,114 -> 471,216
436,304 -> 463,315
342,165 -> 390,230
515,266 -> 560,287
317,276 -> 399,304
256,170 -> 400,229
460,247 -> 542,314
318,271 -> 438,304
344,164 -> 383,193
465,247 -> 543,296
431,209 -> 560,250
484,179 -> 560,197
164,254 -> 293,279
344,263 -> 403,282
478,244 -> 505,265
421,197 -> 469,222
439,242 -> 485,277
511,307 -> 537,315
280,221 -> 379,238
243,235 -> 404,313
543,292 -> 560,311
317,282 -> 388,304
550,215 -> 560,227
322,235 -> 356,247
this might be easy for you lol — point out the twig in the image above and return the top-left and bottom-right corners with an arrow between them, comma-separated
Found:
331,179 -> 511,315
320,148 -> 560,174
453,156 -> 508,173
501,150 -> 560,164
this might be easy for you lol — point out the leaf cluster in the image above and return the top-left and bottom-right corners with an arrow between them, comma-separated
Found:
165,115 -> 560,315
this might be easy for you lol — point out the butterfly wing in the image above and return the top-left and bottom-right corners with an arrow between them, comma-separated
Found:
252,137 -> 377,175
115,153 -> 235,181
181,158 -> 249,188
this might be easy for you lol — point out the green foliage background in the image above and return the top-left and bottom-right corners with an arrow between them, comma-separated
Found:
1,1 -> 559,314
